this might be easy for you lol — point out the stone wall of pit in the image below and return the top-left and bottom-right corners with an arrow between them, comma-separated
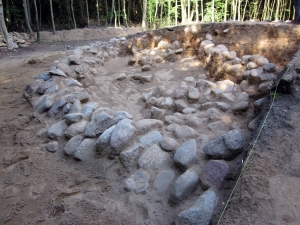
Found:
128,22 -> 300,67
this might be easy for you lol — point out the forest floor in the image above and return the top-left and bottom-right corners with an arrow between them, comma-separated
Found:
0,25 -> 299,225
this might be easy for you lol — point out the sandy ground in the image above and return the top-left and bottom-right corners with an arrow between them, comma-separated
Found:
0,26 -> 299,225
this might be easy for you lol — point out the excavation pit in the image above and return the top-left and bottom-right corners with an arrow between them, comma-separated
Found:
23,23 -> 300,224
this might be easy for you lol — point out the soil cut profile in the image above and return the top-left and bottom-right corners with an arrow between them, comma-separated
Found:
0,24 -> 300,225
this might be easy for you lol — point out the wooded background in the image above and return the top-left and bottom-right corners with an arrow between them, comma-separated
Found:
1,0 -> 295,33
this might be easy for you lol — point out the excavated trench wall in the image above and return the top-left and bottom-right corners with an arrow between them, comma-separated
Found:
126,22 -> 300,100
128,22 -> 300,66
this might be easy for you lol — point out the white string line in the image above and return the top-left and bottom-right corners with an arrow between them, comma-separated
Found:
217,64 -> 293,225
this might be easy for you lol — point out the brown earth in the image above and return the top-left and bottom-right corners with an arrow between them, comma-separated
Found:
0,24 -> 299,225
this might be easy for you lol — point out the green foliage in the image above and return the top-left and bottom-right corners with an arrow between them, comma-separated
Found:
203,0 -> 226,22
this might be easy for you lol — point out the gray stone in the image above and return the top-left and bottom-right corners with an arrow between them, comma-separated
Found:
65,120 -> 88,139
216,102 -> 230,112
120,143 -> 145,168
37,79 -> 56,94
91,108 -> 111,119
37,96 -> 55,114
69,99 -> 82,114
184,77 -> 196,87
69,55 -> 81,65
256,57 -> 269,67
248,116 -> 260,131
141,65 -> 152,72
158,97 -> 173,109
63,113 -> 83,125
241,55 -> 251,65
49,68 -> 67,77
65,78 -> 82,87
182,107 -> 197,114
110,119 -> 135,154
82,102 -> 98,120
95,125 -> 116,153
175,100 -> 189,112
35,72 -> 51,81
139,130 -> 163,147
150,106 -> 165,119
25,79 -> 44,95
56,62 -> 74,77
169,169 -> 199,204
246,62 -> 258,70
128,58 -> 136,66
164,115 -> 183,125
153,169 -> 176,194
174,139 -> 198,170
174,84 -> 188,99
140,74 -> 153,83
47,120 -> 68,139
159,137 -> 179,152
63,91 -> 90,103
74,138 -> 96,161
152,86 -> 165,98
188,86 -> 200,100
46,141 -> 59,153
62,103 -> 71,116
116,73 -> 127,81
201,160 -> 230,189
175,190 -> 219,225
145,96 -> 157,108
263,63 -> 276,72
232,101 -> 249,112
203,129 -> 245,159
134,119 -> 163,135
64,135 -> 84,156
124,169 -> 150,194
48,98 -> 67,117
138,144 -> 169,169
174,125 -> 198,139
113,111 -> 133,123
84,112 -> 115,138
184,115 -> 201,128
253,97 -> 266,111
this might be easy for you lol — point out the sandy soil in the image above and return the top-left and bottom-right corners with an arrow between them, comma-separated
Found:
0,26 -> 299,225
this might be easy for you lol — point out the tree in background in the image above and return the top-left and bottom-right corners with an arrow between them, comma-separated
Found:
0,0 -> 296,36
0,0 -> 15,49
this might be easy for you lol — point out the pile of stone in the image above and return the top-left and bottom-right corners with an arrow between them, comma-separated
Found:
198,34 -> 277,98
23,32 -> 276,224
0,32 -> 31,48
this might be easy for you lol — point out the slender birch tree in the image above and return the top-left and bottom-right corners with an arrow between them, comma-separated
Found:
49,0 -> 56,34
22,0 -> 33,35
0,0 -> 14,49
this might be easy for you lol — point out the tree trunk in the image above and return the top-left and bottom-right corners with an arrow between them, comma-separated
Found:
181,0 -> 187,24
201,0 -> 204,21
5,0 -> 11,27
113,0 -> 117,27
0,0 -> 14,49
187,0 -> 190,24
175,0 -> 178,25
70,0 -> 76,28
49,0 -> 56,34
168,0 -> 171,26
154,0 -> 158,28
195,0 -> 199,23
212,0 -> 214,22
224,0 -> 228,21
85,0 -> 89,27
142,0 -> 147,31
105,0 -> 108,26
22,0 -> 33,35
242,0 -> 248,21
33,0 -> 40,42
123,0 -> 128,27
118,0 -> 120,27
96,0 -> 100,26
